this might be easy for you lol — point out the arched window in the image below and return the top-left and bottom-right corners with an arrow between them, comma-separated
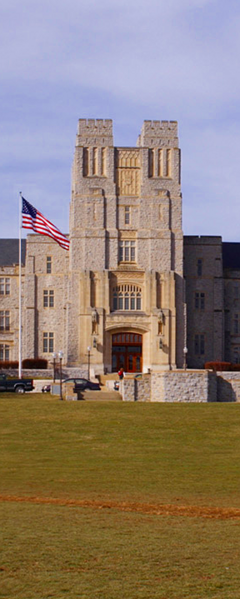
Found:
112,285 -> 142,311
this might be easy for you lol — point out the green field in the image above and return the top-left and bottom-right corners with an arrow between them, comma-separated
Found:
1,395 -> 240,598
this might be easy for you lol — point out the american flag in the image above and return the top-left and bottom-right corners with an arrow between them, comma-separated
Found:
22,197 -> 70,250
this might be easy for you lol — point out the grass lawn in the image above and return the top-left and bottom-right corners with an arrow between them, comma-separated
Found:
1,394 -> 240,598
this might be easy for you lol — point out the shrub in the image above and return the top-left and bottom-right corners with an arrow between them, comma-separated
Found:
22,358 -> 48,369
205,361 -> 232,372
0,361 -> 18,369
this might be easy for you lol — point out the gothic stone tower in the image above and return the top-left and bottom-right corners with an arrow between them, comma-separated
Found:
68,119 -> 184,373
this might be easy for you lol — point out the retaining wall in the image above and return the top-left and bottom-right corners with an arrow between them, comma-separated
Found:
122,370 -> 238,402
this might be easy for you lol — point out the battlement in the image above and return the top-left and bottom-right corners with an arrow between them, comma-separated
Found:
78,119 -> 113,136
143,120 -> 178,134
77,119 -> 113,147
137,120 -> 178,147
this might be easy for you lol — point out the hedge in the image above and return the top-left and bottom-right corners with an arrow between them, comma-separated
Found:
22,358 -> 48,369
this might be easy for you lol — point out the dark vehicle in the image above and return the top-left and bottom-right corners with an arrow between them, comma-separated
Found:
0,373 -> 35,394
63,378 -> 101,391
114,381 -> 119,391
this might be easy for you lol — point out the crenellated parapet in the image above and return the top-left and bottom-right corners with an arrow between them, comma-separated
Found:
76,119 -> 113,147
137,120 -> 179,148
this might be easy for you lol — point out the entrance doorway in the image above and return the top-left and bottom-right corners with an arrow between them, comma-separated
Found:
112,332 -> 142,373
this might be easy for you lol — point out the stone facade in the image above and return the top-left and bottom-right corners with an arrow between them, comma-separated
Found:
1,119 -> 240,376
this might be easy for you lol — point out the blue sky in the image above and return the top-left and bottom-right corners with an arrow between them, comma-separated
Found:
1,0 -> 240,240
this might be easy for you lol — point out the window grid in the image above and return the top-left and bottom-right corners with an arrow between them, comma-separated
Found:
0,344 -> 10,361
124,206 -> 130,225
0,278 -> 10,295
112,285 -> 142,311
43,332 -> 54,353
119,240 -> 136,263
0,310 -> 10,331
194,334 -> 205,355
43,290 -> 54,308
46,257 -> 52,274
195,292 -> 205,310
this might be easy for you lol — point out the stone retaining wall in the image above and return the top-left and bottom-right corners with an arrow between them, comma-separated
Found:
122,370 -> 237,402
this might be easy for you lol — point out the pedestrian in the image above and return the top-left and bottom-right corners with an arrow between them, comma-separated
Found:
118,367 -> 124,380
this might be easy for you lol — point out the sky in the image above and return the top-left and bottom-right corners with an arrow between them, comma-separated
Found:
1,0 -> 240,241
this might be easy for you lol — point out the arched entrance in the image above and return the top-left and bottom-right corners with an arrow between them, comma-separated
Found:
112,332 -> 142,373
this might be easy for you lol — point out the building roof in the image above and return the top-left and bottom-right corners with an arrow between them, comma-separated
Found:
222,242 -> 240,270
0,239 -> 26,266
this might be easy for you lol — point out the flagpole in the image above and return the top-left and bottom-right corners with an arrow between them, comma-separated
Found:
19,192 -> 22,379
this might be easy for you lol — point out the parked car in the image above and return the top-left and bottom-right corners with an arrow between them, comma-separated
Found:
0,373 -> 35,394
63,378 -> 101,391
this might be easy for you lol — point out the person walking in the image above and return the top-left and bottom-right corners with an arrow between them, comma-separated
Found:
118,367 -> 124,380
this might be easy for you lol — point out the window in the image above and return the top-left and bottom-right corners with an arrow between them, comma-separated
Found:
43,332 -> 54,353
125,206 -> 130,225
234,285 -> 239,298
0,278 -> 10,295
197,259 -> 202,276
234,314 -> 239,334
148,149 -> 154,177
194,334 -> 205,355
43,290 -> 54,308
0,310 -> 10,331
158,149 -> 163,176
166,149 -> 171,177
101,148 -> 106,176
195,292 -> 205,310
93,147 -> 98,175
46,256 -> 52,274
83,147 -> 89,176
0,344 -> 10,361
112,285 -> 142,311
119,240 -> 136,262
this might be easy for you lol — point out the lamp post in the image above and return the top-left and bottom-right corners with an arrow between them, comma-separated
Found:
52,352 -> 57,383
87,346 -> 91,380
58,351 -> 63,400
183,346 -> 188,370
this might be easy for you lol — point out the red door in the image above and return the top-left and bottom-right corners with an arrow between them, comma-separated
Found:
112,333 -> 142,373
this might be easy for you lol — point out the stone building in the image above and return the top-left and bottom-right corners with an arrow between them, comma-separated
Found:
0,119 -> 239,373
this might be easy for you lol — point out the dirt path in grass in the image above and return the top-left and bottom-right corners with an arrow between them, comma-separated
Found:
0,494 -> 240,520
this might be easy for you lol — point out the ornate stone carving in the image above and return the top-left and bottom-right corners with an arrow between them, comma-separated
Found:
116,149 -> 140,196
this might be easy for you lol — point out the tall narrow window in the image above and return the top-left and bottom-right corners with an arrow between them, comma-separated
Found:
148,149 -> 154,177
93,148 -> 98,175
0,278 -> 10,295
125,206 -> 130,225
166,149 -> 171,177
101,148 -> 106,176
197,259 -> 202,277
83,147 -> 89,176
43,332 -> 54,353
46,256 -> 52,274
0,311 -> 10,331
43,290 -> 54,308
195,292 -> 205,310
0,344 -> 10,361
194,334 -> 205,355
158,149 -> 163,176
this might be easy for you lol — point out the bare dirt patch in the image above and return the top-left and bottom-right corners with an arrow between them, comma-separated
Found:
0,494 -> 240,520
